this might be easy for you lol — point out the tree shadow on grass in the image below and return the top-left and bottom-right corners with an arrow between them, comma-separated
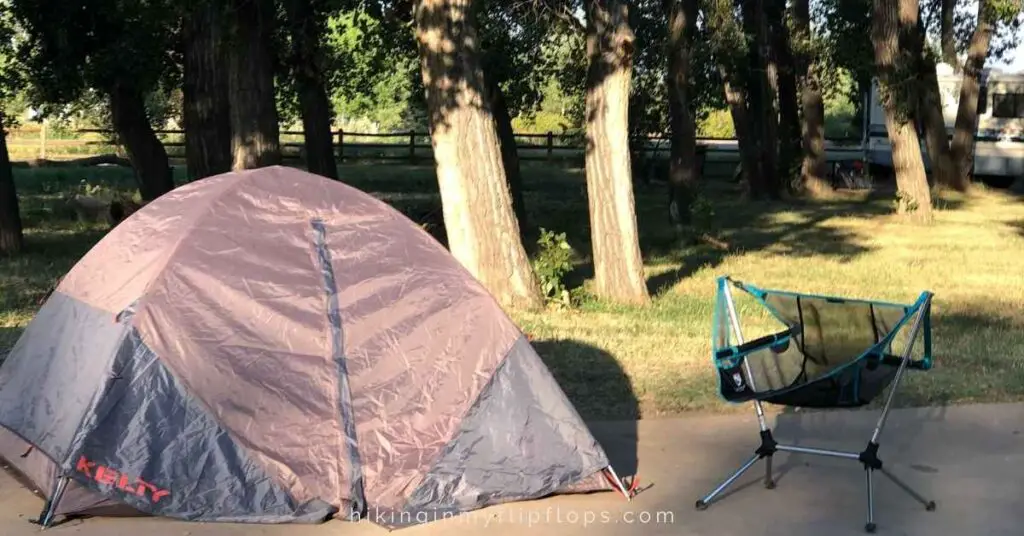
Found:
531,339 -> 640,481
1009,219 -> 1024,240
641,194 -> 897,295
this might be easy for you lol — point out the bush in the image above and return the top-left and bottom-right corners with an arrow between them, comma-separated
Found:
532,228 -> 576,309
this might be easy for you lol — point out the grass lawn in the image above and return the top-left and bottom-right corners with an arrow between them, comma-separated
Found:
2,162 -> 1023,422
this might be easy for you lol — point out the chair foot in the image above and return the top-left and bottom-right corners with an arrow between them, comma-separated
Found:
865,522 -> 877,533
764,478 -> 776,489
926,501 -> 936,511
695,500 -> 708,511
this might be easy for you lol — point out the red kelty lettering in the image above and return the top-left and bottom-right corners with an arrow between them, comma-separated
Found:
75,455 -> 171,504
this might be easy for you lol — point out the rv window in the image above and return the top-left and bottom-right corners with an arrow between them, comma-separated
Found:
978,86 -> 987,114
992,93 -> 1024,118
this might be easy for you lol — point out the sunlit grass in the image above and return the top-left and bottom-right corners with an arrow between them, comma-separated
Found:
2,163 -> 1023,422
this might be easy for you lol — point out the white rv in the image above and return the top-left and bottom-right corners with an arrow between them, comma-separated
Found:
866,62 -> 1024,183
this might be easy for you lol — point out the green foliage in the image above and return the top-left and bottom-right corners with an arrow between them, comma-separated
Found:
532,227 -> 576,309
697,108 -> 735,138
10,0 -> 178,114
0,0 -> 25,127
323,7 -> 423,131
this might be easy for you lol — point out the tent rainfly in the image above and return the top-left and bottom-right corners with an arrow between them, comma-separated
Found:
0,166 -> 631,529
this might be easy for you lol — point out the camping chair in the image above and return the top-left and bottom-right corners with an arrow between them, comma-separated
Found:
695,276 -> 936,533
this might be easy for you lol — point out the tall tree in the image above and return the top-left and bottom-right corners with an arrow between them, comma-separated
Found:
871,0 -> 934,222
663,0 -> 699,229
12,0 -> 176,201
477,1 -> 551,238
706,0 -> 764,198
742,0 -> 782,199
0,113 -> 20,255
939,0 -> 958,66
792,0 -> 832,197
224,0 -> 282,170
583,0 -> 649,304
284,0 -> 338,179
912,15 -> 958,190
768,0 -> 803,192
413,0 -> 542,310
950,0 -> 1022,185
182,1 -> 233,181
0,4 -> 24,254
482,70 -> 528,237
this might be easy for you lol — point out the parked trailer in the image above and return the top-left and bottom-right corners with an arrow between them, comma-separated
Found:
866,62 -> 1024,184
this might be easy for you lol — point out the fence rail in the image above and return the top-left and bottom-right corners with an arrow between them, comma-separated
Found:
6,127 -> 865,164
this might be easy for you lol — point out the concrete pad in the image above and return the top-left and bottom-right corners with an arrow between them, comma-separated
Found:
2,402 -> 1022,535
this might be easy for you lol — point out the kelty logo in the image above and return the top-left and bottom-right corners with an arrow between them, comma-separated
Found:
76,455 -> 171,503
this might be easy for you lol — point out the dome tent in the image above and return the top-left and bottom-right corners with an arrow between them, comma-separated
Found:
0,166 -> 630,528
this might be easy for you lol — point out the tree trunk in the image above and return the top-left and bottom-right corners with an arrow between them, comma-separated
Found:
0,114 -> 24,255
719,67 -> 763,196
413,0 -> 542,310
741,0 -> 781,199
792,0 -> 831,197
664,0 -> 699,228
108,83 -> 175,201
484,71 -> 528,238
583,0 -> 649,305
766,0 -> 802,192
285,0 -> 338,180
706,0 -> 763,196
940,0 -> 958,67
225,0 -> 281,170
182,0 -> 232,182
912,17 -> 958,190
951,0 -> 994,187
871,0 -> 933,223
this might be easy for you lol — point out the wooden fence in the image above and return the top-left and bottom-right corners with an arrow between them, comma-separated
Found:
6,127 -> 865,167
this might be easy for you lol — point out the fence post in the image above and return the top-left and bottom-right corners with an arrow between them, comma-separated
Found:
546,131 -> 553,161
39,120 -> 47,160
409,130 -> 416,163
336,129 -> 344,161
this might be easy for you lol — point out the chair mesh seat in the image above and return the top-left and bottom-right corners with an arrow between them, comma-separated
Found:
712,277 -> 932,408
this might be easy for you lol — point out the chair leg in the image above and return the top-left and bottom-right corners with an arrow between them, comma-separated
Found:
865,468 -> 876,533
695,453 -> 762,510
764,453 -> 776,489
879,467 -> 937,512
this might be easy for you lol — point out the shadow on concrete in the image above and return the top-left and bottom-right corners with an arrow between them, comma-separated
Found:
531,339 -> 640,483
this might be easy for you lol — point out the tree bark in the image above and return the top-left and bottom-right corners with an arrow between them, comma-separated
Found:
871,0 -> 933,223
741,0 -> 781,199
583,0 -> 650,305
719,68 -> 762,196
792,0 -> 831,197
706,0 -> 762,197
940,0 -> 958,66
913,17 -> 958,190
225,0 -> 281,170
0,114 -> 24,255
484,73 -> 529,239
414,0 -> 542,310
664,0 -> 699,228
182,0 -> 232,181
108,83 -> 175,201
951,0 -> 995,188
285,0 -> 338,180
766,0 -> 802,192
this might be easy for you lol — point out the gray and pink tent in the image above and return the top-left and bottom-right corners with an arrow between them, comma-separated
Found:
0,166 -> 629,528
